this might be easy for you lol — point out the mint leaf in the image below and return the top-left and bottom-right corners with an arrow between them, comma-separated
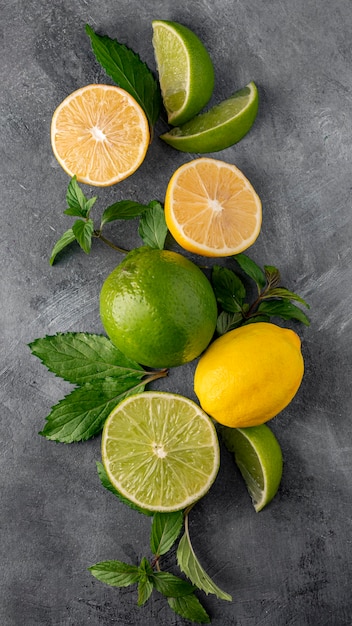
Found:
264,265 -> 281,289
89,560 -> 140,587
29,332 -> 146,385
96,461 -> 153,516
65,176 -> 97,217
152,572 -> 195,598
39,378 -> 146,442
150,511 -> 184,556
177,517 -> 232,601
137,578 -> 154,606
100,200 -> 150,227
212,266 -> 246,313
233,253 -> 266,290
258,300 -> 310,326
72,219 -> 94,254
168,594 -> 211,624
49,228 -> 76,266
216,311 -> 243,335
261,287 -> 310,308
138,201 -> 168,249
86,24 -> 161,129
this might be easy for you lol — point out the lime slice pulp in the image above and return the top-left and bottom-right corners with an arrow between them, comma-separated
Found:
160,81 -> 259,153
102,391 -> 220,512
220,423 -> 283,512
152,20 -> 214,126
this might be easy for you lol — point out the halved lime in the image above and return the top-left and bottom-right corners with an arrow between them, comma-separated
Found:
160,81 -> 259,153
152,20 -> 215,126
102,391 -> 220,512
219,423 -> 283,512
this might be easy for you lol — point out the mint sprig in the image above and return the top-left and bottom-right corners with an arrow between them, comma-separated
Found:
85,24 -> 161,132
49,177 -> 167,264
212,253 -> 310,334
88,503 -> 226,623
28,332 -> 167,442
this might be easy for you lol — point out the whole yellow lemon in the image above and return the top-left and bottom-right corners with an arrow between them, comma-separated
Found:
194,322 -> 304,428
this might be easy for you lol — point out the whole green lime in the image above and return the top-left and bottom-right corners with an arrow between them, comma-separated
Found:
99,247 -> 217,368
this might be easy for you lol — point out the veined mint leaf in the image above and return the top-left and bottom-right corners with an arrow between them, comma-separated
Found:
152,572 -> 195,598
29,333 -> 146,385
138,201 -> 168,249
261,287 -> 310,308
212,266 -> 246,313
168,594 -> 211,624
137,578 -> 154,606
150,511 -> 184,556
177,520 -> 232,601
39,378 -> 146,442
233,253 -> 266,290
96,461 -> 153,516
216,311 -> 243,335
72,219 -> 94,254
89,560 -> 140,587
85,24 -> 161,129
100,200 -> 150,227
264,265 -> 281,289
49,229 -> 76,266
65,176 -> 97,217
258,300 -> 310,326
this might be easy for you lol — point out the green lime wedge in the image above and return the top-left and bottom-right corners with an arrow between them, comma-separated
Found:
219,423 -> 283,512
102,391 -> 220,512
152,20 -> 215,126
160,81 -> 259,153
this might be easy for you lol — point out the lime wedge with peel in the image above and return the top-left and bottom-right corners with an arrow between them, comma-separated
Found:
102,391 -> 220,512
219,423 -> 283,512
152,20 -> 215,126
160,81 -> 259,153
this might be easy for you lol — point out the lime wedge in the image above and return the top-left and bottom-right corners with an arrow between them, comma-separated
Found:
160,81 -> 259,153
152,20 -> 215,126
102,391 -> 220,512
219,423 -> 283,512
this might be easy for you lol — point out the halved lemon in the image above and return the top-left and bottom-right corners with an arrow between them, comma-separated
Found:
101,391 -> 220,512
164,157 -> 262,257
51,84 -> 150,186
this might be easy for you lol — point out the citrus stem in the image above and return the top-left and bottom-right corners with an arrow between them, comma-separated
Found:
144,368 -> 169,384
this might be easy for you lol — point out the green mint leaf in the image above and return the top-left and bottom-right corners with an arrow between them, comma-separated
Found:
264,265 -> 281,289
49,228 -> 76,266
177,521 -> 232,601
212,266 -> 246,313
150,511 -> 184,556
28,332 -> 146,385
72,219 -> 94,254
89,560 -> 140,587
233,253 -> 266,290
85,24 -> 161,129
100,200 -> 150,227
137,578 -> 154,606
243,314 -> 271,325
261,287 -> 310,308
96,461 -> 153,516
152,571 -> 195,598
138,201 -> 168,249
216,311 -> 243,335
65,176 -> 90,217
138,556 -> 154,578
39,378 -> 145,442
258,300 -> 310,326
168,594 -> 211,624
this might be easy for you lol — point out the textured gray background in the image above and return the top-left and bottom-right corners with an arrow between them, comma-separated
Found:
1,1 -> 351,625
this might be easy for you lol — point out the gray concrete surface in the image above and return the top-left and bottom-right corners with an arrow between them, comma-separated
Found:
1,1 -> 351,624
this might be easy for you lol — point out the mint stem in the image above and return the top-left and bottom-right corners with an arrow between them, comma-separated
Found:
93,231 -> 130,254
